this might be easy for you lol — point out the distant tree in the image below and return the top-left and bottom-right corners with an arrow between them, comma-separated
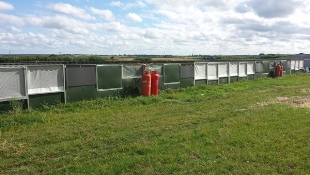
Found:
48,54 -> 58,57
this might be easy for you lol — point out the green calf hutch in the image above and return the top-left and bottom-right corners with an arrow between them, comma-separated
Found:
0,66 -> 28,110
96,64 -> 123,97
194,61 -> 257,85
1,59 -> 301,110
66,65 -> 97,102
0,65 -> 66,110
164,63 -> 181,89
27,65 -> 66,108
289,59 -> 304,73
180,64 -> 195,88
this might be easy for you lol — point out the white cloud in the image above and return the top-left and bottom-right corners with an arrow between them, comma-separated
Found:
145,0 -> 228,10
90,7 -> 114,21
126,13 -> 142,22
22,15 -> 90,35
1,0 -> 310,55
0,1 -> 13,11
93,22 -> 123,32
245,0 -> 303,18
119,33 -> 140,40
41,16 -> 89,34
10,26 -> 21,32
124,1 -> 147,9
0,13 -> 23,25
24,15 -> 43,25
48,3 -> 95,20
143,28 -> 163,39
111,0 -> 146,9
110,1 -> 122,7
22,13 -> 124,34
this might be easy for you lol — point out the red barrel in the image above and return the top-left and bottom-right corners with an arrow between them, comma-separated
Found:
142,71 -> 151,96
151,70 -> 159,96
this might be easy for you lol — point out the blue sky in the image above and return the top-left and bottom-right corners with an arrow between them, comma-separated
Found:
0,0 -> 310,55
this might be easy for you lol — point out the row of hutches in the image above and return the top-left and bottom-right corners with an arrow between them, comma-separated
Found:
0,58 -> 308,110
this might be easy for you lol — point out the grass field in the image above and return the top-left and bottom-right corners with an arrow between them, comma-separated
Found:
1,73 -> 310,174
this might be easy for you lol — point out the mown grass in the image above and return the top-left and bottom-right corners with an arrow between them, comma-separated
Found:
1,73 -> 310,174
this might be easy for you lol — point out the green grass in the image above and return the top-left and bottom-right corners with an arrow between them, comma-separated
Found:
1,74 -> 310,174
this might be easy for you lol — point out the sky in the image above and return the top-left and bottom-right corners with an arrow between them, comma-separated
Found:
0,0 -> 309,55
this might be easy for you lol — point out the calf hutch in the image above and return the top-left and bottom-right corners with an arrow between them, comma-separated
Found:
0,58 -> 306,110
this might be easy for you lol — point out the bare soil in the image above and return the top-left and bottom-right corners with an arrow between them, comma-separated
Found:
254,96 -> 310,109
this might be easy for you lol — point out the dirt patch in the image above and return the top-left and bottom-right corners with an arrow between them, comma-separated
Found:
257,89 -> 275,93
276,97 -> 292,103
257,86 -> 285,93
295,88 -> 310,93
298,102 -> 310,108
276,96 -> 310,106
251,96 -> 310,109
255,101 -> 270,107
